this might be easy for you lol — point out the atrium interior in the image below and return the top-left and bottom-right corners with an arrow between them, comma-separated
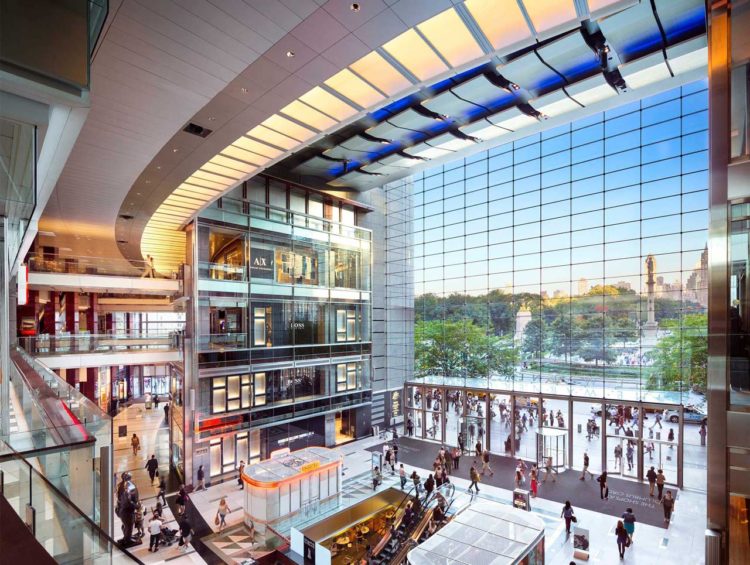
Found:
0,1 -> 748,564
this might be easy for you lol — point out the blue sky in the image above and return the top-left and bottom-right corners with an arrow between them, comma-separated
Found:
405,80 -> 709,299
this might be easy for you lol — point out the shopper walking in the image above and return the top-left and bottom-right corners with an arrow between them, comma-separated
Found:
452,445 -> 461,470
622,508 -> 636,543
141,255 -> 156,278
651,410 -> 663,429
613,444 -> 623,470
372,466 -> 382,491
468,465 -> 480,494
238,460 -> 245,489
543,456 -> 556,482
530,465 -> 538,497
216,497 -> 231,531
480,449 -> 494,477
393,443 -> 399,463
475,440 -> 482,458
699,422 -> 707,446
579,452 -> 593,480
626,443 -> 634,471
157,477 -> 167,505
145,455 -> 159,484
615,519 -> 629,559
178,516 -> 194,553
175,485 -> 187,516
406,418 -> 414,437
668,428 -> 675,448
411,470 -> 422,494
597,471 -> 609,500
164,403 -> 169,421
661,490 -> 675,524
131,433 -> 140,456
424,473 -> 435,499
560,501 -> 575,536
399,464 -> 407,489
646,466 -> 657,496
385,448 -> 394,474
148,513 -> 163,552
196,464 -> 206,491
656,469 -> 666,500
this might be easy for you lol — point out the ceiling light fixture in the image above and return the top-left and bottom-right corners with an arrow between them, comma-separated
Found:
241,87 -> 249,93
350,3 -> 360,11
286,50 -> 295,58
172,148 -> 179,153
208,116 -> 216,121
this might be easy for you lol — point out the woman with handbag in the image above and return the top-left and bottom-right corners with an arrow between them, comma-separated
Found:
561,500 -> 575,536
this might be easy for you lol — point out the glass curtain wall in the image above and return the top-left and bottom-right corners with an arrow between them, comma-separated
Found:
411,80 -> 708,407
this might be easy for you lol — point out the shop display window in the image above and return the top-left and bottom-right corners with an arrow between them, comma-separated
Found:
211,374 -> 252,414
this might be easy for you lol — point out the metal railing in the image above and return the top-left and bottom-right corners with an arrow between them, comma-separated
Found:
19,333 -> 178,355
208,196 -> 372,241
27,253 -> 179,279
0,440 -> 141,564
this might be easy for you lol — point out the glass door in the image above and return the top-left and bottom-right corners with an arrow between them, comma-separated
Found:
514,395 -> 538,463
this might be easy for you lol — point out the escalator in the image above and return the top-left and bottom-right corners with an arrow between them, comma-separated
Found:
373,482 -> 457,565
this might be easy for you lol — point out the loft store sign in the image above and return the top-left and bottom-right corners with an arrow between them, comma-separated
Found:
250,248 -> 274,279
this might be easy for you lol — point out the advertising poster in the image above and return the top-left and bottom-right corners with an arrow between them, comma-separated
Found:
574,526 -> 590,553
513,488 -> 531,511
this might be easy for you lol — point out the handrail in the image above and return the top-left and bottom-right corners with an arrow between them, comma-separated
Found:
215,195 -> 373,239
0,440 -> 142,563
366,484 -> 420,559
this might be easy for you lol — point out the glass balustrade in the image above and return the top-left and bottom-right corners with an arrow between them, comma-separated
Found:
0,441 -> 140,564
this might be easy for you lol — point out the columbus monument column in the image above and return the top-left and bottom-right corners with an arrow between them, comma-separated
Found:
642,255 -> 658,345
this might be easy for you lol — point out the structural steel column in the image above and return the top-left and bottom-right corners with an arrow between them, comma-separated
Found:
0,220 -> 9,436
706,1 -> 730,560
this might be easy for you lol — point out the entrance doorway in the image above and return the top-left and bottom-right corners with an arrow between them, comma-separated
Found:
335,410 -> 355,444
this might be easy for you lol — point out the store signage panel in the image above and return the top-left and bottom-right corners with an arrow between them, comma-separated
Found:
17,264 -> 28,305
250,248 -> 274,279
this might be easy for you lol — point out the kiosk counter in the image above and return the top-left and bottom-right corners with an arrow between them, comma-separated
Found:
242,446 -> 342,533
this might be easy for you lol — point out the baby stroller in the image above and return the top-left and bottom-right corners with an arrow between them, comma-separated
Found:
160,525 -> 179,546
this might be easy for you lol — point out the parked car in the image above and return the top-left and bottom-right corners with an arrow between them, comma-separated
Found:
665,406 -> 707,424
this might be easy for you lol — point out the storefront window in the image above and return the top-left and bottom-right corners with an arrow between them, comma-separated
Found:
212,379 -> 226,414
275,245 -> 321,286
253,307 -> 270,346
336,363 -> 359,392
332,248 -> 360,289
254,372 -> 266,405
211,375 -> 252,413
335,307 -> 359,342
210,438 -> 222,476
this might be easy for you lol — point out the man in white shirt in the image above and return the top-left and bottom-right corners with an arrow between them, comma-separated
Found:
148,514 -> 163,552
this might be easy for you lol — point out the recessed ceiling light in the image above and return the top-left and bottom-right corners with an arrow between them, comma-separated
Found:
286,50 -> 295,58
172,148 -> 179,153
145,180 -> 151,184
208,116 -> 216,121
156,166 -> 161,170
241,87 -> 248,93
350,3 -> 360,11
136,192 -> 142,196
